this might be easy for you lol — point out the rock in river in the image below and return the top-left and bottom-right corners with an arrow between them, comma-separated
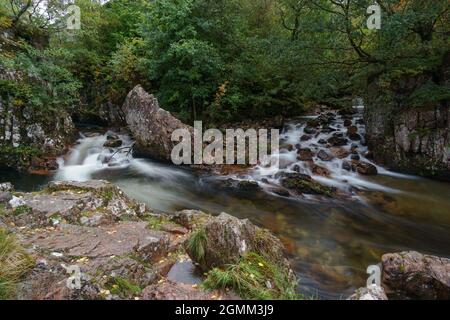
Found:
382,251 -> 450,300
123,85 -> 193,161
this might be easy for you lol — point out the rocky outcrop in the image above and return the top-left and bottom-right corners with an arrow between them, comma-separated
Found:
365,73 -> 449,181
0,68 -> 75,172
0,181 -> 297,300
185,213 -> 295,277
122,85 -> 192,161
382,251 -> 450,300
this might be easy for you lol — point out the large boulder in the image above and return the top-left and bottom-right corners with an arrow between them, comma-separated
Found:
382,251 -> 450,300
185,212 -> 293,276
122,85 -> 193,161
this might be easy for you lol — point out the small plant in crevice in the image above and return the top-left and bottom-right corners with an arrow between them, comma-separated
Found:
186,227 -> 207,263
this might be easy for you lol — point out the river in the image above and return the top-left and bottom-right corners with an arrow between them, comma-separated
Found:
3,109 -> 450,299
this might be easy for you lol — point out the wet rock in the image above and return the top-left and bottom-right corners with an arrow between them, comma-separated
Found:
0,182 -> 14,192
344,119 -> 352,127
338,108 -> 357,116
123,85 -> 193,161
342,161 -> 353,172
351,154 -> 360,161
272,188 -> 290,197
29,156 -> 59,173
327,136 -> 348,147
350,143 -> 359,153
318,139 -> 327,145
382,251 -> 450,300
317,150 -> 333,162
317,113 -> 335,126
300,134 -> 312,141
280,173 -> 335,196
312,165 -> 330,177
348,133 -> 362,141
354,161 -> 378,175
304,127 -> 317,135
330,147 -> 350,159
348,285 -> 388,300
220,179 -> 262,192
321,126 -> 336,134
306,119 -> 320,128
280,143 -> 294,152
347,125 -> 357,135
297,148 -> 313,161
104,139 -> 123,148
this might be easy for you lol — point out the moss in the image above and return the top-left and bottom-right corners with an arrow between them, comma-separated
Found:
281,177 -> 335,197
0,204 -> 7,216
107,276 -> 142,298
0,228 -> 35,300
0,145 -> 42,169
103,190 -> 114,204
186,228 -> 207,263
13,205 -> 32,216
145,214 -> 174,230
203,252 -> 299,300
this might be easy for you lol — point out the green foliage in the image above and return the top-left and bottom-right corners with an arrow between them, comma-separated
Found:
203,252 -> 299,300
0,229 -> 34,300
1,0 -> 448,137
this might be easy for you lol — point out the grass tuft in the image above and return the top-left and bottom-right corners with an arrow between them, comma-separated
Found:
108,276 -> 142,298
186,228 -> 207,263
0,229 -> 34,300
203,252 -> 299,300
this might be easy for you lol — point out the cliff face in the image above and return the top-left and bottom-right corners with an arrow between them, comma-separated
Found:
0,67 -> 76,172
365,103 -> 449,180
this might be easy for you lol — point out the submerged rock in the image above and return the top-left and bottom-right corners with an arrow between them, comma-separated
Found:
382,251 -> 450,300
297,148 -> 314,161
327,136 -> 348,147
317,150 -> 333,161
354,161 -> 378,175
280,173 -> 335,196
103,139 -> 123,148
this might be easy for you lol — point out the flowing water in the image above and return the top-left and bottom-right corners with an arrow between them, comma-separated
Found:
4,109 -> 450,299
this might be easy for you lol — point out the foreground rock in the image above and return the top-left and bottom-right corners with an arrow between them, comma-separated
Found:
348,251 -> 450,300
0,181 -> 297,300
123,85 -> 193,161
347,285 -> 388,300
382,251 -> 450,300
